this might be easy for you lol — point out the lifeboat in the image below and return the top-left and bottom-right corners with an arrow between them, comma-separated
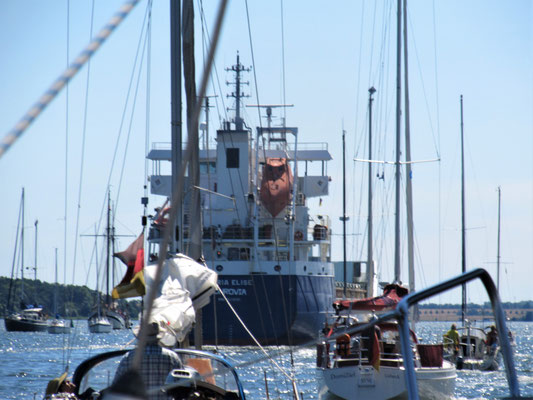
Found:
260,157 -> 293,217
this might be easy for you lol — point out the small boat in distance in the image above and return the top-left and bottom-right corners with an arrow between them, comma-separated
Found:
87,190 -> 130,331
88,315 -> 112,334
48,248 -> 71,334
5,188 -> 48,332
87,220 -> 113,334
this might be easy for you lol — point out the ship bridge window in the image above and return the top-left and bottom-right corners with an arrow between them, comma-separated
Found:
226,148 -> 239,168
200,161 -> 216,174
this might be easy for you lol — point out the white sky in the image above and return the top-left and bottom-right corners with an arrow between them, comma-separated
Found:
0,0 -> 531,304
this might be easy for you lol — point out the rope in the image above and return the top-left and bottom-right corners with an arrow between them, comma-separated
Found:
216,283 -> 296,382
0,0 -> 140,160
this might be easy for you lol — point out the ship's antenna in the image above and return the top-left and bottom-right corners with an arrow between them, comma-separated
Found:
226,52 -> 251,130
246,104 -> 293,147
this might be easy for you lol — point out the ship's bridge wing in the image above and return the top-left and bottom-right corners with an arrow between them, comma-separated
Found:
147,143 -> 216,162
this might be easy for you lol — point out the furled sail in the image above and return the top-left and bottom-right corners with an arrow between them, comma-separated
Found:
333,283 -> 409,312
260,157 -> 293,217
143,254 -> 217,344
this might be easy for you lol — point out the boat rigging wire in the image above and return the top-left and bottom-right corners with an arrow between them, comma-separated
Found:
132,0 -> 228,371
144,1 -> 153,206
81,1 -> 152,291
240,1 -> 298,377
0,0 -> 140,160
280,0 -> 287,125
71,0 -> 96,287
431,0 -> 443,300
114,9 -> 151,213
216,283 -> 297,383
197,0 -> 228,125
63,0 -> 72,374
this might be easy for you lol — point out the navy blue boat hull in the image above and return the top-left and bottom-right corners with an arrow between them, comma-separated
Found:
200,274 -> 334,345
4,316 -> 48,332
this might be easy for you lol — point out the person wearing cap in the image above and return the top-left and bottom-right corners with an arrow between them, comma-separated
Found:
112,322 -> 182,400
44,372 -> 77,399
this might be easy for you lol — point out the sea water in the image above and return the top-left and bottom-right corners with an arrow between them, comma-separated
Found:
0,320 -> 531,399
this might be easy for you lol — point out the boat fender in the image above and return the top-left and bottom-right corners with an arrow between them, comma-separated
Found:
456,356 -> 464,370
336,334 -> 351,358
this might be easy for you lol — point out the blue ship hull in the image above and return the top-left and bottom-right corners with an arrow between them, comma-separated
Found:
200,274 -> 334,345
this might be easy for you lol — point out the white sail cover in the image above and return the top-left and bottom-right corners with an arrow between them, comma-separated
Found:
143,254 -> 217,344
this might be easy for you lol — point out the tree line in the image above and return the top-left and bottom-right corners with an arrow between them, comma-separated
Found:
0,277 -> 141,318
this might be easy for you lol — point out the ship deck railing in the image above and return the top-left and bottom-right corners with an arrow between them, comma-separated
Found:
320,268 -> 521,399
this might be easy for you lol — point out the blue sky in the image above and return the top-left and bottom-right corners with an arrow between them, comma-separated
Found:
0,0 -> 531,304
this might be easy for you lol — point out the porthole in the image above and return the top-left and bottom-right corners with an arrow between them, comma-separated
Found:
274,265 -> 281,272
216,265 -> 224,272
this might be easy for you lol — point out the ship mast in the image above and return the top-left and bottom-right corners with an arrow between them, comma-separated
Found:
226,53 -> 250,130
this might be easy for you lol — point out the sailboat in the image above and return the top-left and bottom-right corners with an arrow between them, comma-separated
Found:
5,188 -> 49,332
87,190 -> 130,330
318,0 -> 456,398
47,248 -> 72,334
442,96 -> 500,371
87,226 -> 112,334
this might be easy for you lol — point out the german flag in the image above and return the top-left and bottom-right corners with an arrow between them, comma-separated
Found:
112,233 -> 145,299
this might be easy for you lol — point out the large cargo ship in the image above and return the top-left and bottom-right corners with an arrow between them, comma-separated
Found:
146,56 -> 335,345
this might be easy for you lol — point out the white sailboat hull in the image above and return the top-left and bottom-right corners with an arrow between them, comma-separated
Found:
47,320 -> 71,334
322,362 -> 456,400
88,317 -> 112,333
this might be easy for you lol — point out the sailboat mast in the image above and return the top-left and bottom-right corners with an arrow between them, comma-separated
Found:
95,227 -> 101,318
367,87 -> 376,297
170,0 -> 182,254
54,247 -> 58,316
497,186 -> 501,291
394,0 -> 402,283
342,128 -> 347,297
34,220 -> 38,280
460,94 -> 467,324
106,190 -> 111,306
21,188 -> 25,298
403,0 -> 415,299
